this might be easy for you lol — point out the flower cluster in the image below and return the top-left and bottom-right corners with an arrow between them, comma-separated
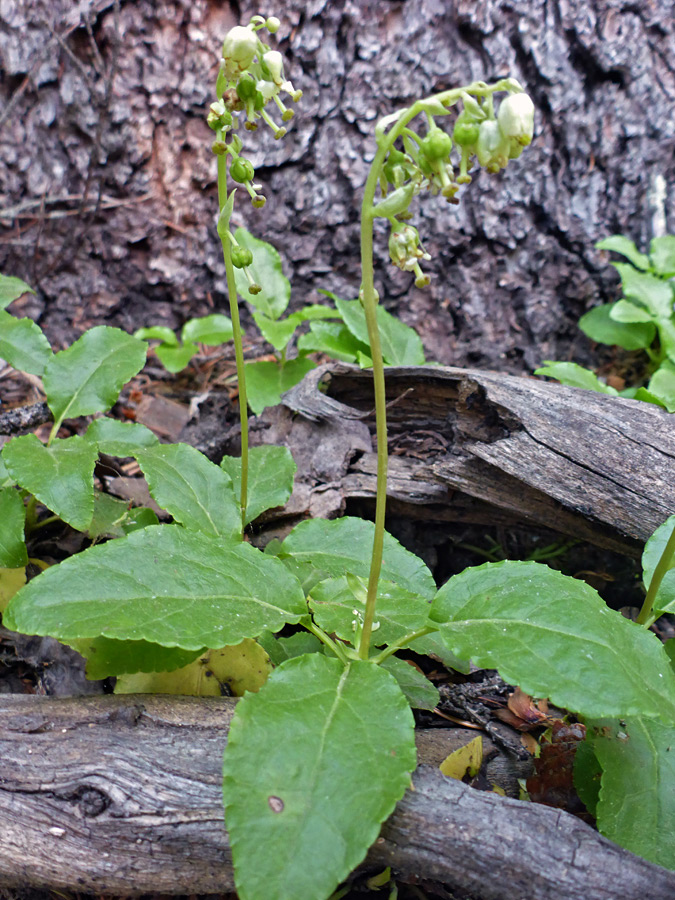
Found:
378,85 -> 535,286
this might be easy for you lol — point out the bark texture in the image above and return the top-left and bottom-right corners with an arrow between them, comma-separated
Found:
1,1 -> 674,371
0,694 -> 673,900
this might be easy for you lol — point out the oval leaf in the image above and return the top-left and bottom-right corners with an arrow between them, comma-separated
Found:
596,236 -> 650,270
220,445 -> 296,525
244,358 -> 316,415
0,487 -> 28,568
429,560 -> 675,721
182,314 -> 233,346
4,525 -> 307,650
335,298 -> 425,366
642,514 -> 675,614
223,654 -> 416,900
85,418 -> 159,456
44,326 -> 147,424
0,310 -> 52,375
579,304 -> 655,351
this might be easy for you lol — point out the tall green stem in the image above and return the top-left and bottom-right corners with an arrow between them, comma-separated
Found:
636,524 -> 675,626
217,152 -> 248,532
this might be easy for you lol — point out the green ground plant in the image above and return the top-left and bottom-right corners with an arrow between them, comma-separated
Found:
537,234 -> 675,409
1,14 -> 674,900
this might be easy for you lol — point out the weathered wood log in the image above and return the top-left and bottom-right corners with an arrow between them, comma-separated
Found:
1,694 -> 673,900
278,363 -> 675,556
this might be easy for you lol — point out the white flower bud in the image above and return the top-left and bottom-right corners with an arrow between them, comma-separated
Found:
497,92 -> 535,146
476,119 -> 509,171
222,26 -> 257,80
264,50 -> 285,86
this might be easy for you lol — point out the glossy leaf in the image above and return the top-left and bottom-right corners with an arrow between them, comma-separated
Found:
0,310 -> 52,375
87,492 -> 158,540
70,636 -> 202,679
3,434 -> 98,531
220,445 -> 296,525
134,326 -> 179,346
534,362 -> 618,395
223,654 -> 416,900
5,526 -> 306,650
135,443 -> 241,539
0,487 -> 28,568
578,304 -> 655,351
649,235 -> 675,278
596,236 -> 650,270
282,517 -> 436,600
614,265 -> 673,319
381,655 -> 440,710
85,418 -> 159,456
244,358 -> 316,414
0,274 -> 35,308
335,298 -> 425,366
429,559 -> 675,721
573,737 -> 602,817
44,326 -> 147,424
0,454 -> 12,488
591,716 -> 675,869
405,630 -> 470,674
182,314 -> 233,345
233,228 -> 291,320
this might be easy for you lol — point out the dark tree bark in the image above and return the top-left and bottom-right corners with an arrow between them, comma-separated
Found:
1,694 -> 673,900
1,1 -> 674,372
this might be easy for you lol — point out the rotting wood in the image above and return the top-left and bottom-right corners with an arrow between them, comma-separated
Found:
0,693 -> 673,900
279,363 -> 675,555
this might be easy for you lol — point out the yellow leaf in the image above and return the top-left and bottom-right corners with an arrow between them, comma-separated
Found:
439,735 -> 483,780
0,567 -> 26,614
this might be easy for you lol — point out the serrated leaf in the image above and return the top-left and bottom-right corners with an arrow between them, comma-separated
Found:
649,235 -> 675,278
308,575 -> 431,648
579,304 -> 655,350
282,517 -> 436,600
156,341 -> 199,373
256,630 -> 323,665
641,514 -> 675,614
429,559 -> 675,721
182,314 -> 233,345
596,236 -> 650,270
69,636 -> 202,679
115,640 -> 271,696
85,418 -> 159,456
335,298 -> 425,366
0,487 -> 28,568
439,735 -> 483,779
223,654 -> 416,900
2,434 -> 98,531
87,492 -> 158,540
220,445 -> 296,525
297,321 -> 366,363
0,567 -> 26,614
135,443 -> 241,539
591,716 -> 675,869
44,326 -> 147,425
534,362 -> 618,395
0,310 -> 52,375
614,265 -> 673,319
0,274 -> 35,309
4,525 -> 307,650
233,228 -> 291,320
609,299 -> 655,324
244,358 -> 316,414
380,655 -> 440,710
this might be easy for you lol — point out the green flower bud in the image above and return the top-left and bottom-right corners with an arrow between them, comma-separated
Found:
236,74 -> 258,101
222,25 -> 258,80
211,139 -> 228,156
230,157 -> 255,183
231,246 -> 254,268
251,195 -> 266,208
420,127 -> 452,161
249,283 -> 262,294
497,92 -> 534,146
453,115 -> 480,148
476,119 -> 509,171
266,16 -> 281,33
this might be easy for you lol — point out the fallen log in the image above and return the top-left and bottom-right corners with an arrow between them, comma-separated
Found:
0,694 -> 673,900
277,363 -> 675,555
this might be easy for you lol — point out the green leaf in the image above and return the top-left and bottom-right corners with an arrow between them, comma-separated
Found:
0,567 -> 26,615
405,630 -> 470,674
380,655 -> 440,710
614,265 -> 673,319
596,236 -> 651,270
223,654 -> 416,900
0,274 -> 35,309
282,517 -> 436,600
44,326 -> 147,425
534,362 -> 618,395
156,341 -> 199,373
609,299 -> 655,325
0,488 -> 28,568
244,358 -> 317,414
134,326 -> 179,346
308,575 -> 431,648
297,321 -> 366,363
182,314 -> 233,346
579,304 -> 655,350
233,228 -> 291,321
87,492 -> 158,539
632,387 -> 668,409
573,737 -> 602,817
69,636 -> 202,679
256,631 -> 324,665
591,716 -> 675,869
220,445 -> 296,525
295,304 -> 340,323
429,559 -> 675,721
252,312 -> 301,352
135,443 -> 241,539
0,454 -> 13,488
645,362 -> 675,414
656,319 -> 675,365
2,434 -> 98,531
649,235 -> 675,278
335,298 -> 425,366
0,311 -> 52,375
641,514 -> 675,614
4,525 -> 307,650
85,418 -> 159,456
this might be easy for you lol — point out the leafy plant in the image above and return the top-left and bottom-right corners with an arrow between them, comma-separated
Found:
1,14 -> 674,900
536,234 -> 675,410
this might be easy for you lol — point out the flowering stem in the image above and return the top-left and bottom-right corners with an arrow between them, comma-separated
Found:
217,152 -> 248,532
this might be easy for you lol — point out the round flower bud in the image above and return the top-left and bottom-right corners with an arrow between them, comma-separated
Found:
230,157 -> 255,183
453,114 -> 480,148
266,16 -> 281,33
497,92 -> 534,146
236,73 -> 258,101
222,26 -> 258,80
231,246 -> 254,268
420,127 -> 452,161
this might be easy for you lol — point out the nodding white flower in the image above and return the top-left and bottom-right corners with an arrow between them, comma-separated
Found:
476,119 -> 509,172
497,92 -> 535,146
222,26 -> 258,80
389,225 -> 430,272
264,50 -> 285,86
